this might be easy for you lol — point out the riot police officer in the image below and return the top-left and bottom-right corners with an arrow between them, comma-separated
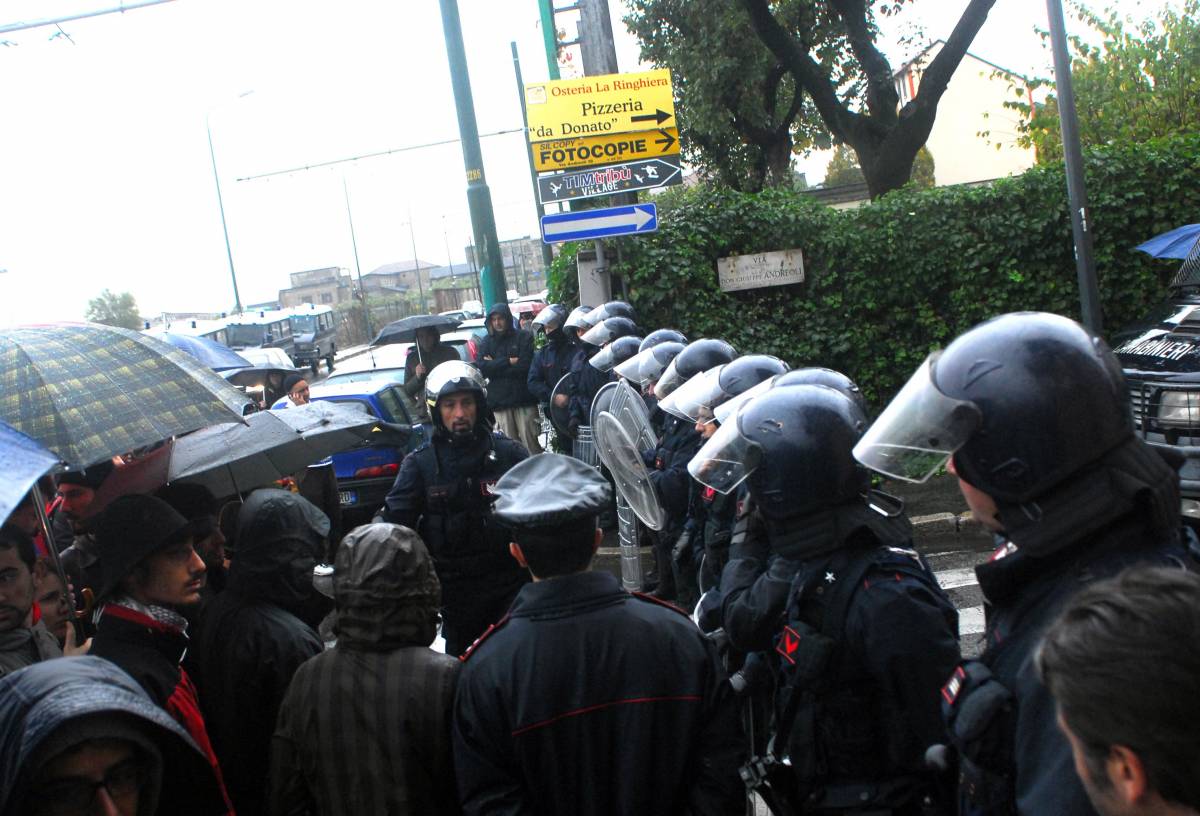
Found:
381,360 -> 530,654
695,384 -> 960,814
856,311 -> 1196,816
527,304 -> 576,450
568,314 -> 639,437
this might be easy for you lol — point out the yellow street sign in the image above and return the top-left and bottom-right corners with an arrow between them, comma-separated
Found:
532,129 -> 680,173
524,69 -> 676,143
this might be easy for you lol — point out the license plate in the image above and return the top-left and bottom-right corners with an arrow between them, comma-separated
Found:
338,490 -> 358,506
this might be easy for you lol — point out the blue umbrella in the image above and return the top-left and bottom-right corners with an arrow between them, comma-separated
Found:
1134,224 -> 1200,259
152,332 -> 251,372
0,423 -> 60,526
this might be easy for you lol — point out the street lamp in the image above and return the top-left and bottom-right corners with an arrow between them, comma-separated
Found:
205,90 -> 253,315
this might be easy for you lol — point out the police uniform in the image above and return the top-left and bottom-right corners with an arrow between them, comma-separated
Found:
381,428 -> 529,655
451,453 -> 745,816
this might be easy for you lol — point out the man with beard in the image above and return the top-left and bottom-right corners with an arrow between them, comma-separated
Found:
54,460 -> 115,598
381,360 -> 529,655
190,488 -> 328,815
405,324 -> 463,430
87,494 -> 233,813
0,524 -> 63,678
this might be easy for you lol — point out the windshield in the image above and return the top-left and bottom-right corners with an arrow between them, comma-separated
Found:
226,324 -> 270,347
290,315 -> 318,333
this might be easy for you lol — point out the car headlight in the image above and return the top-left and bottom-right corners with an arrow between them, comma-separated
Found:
1157,390 -> 1200,428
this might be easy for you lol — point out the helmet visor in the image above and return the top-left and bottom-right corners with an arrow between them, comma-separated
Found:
564,307 -> 592,331
580,321 -> 622,347
660,366 -> 727,422
589,344 -> 622,372
653,357 -> 688,400
532,308 -> 562,333
687,418 -> 762,494
852,354 -> 981,483
713,376 -> 776,426
425,360 -> 485,400
614,347 -> 653,383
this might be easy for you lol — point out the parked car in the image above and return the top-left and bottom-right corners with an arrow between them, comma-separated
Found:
442,318 -> 488,362
285,303 -> 338,373
273,379 -> 425,524
439,309 -> 469,323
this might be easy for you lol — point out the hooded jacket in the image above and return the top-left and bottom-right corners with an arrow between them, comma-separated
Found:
270,524 -> 461,816
0,656 -> 226,816
192,490 -> 326,816
477,303 -> 536,409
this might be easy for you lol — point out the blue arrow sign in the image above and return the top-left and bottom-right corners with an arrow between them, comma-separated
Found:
540,203 -> 658,244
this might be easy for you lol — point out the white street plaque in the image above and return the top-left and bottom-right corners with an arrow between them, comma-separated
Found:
717,249 -> 805,292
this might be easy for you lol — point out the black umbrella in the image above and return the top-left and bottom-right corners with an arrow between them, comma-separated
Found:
371,314 -> 461,348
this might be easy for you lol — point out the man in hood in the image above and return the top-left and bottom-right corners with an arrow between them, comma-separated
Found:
87,494 -> 233,813
0,656 -> 227,816
0,524 -> 63,679
190,488 -> 326,815
477,301 -> 542,453
270,523 -> 461,815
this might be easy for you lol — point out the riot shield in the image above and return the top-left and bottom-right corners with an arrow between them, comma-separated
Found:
548,373 -> 573,438
594,409 -> 667,531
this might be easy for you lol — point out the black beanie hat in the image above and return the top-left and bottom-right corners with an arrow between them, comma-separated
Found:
56,459 -> 115,492
93,495 -> 193,601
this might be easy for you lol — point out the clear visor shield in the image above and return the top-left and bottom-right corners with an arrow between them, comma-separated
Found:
653,358 -> 688,400
687,418 -> 763,494
564,307 -> 592,331
713,376 -> 776,426
589,344 -> 621,372
532,308 -> 562,333
659,366 -> 727,422
614,348 -> 653,383
580,321 -> 621,347
852,354 -> 981,483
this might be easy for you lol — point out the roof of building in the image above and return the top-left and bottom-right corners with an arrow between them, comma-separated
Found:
364,260 -> 442,277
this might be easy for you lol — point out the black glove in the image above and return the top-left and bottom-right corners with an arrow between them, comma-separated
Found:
567,417 -> 581,439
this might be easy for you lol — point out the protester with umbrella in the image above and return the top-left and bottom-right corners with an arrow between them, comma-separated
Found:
371,314 -> 462,429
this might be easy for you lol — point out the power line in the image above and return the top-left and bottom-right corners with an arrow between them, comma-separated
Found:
0,0 -> 177,35
235,126 -> 527,183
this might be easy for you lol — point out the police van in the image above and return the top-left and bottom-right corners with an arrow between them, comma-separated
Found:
1113,287 -> 1200,525
285,304 -> 338,373
223,309 -> 296,362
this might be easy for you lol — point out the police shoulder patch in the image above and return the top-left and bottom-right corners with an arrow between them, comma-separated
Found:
459,613 -> 511,662
630,591 -> 690,617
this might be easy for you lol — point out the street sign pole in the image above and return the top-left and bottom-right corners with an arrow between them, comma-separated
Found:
512,41 -> 555,273
1047,0 -> 1102,333
438,0 -> 506,311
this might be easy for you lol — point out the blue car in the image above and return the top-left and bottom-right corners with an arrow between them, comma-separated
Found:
274,378 -> 426,522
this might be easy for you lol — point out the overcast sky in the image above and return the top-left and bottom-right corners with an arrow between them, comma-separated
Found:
0,0 -> 1164,326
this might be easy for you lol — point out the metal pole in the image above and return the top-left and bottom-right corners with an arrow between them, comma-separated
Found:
206,115 -> 243,314
407,208 -> 428,313
0,0 -> 177,35
342,176 -> 372,341
438,0 -> 507,311
537,0 -> 561,80
1046,0 -> 1102,333
512,42 -> 556,273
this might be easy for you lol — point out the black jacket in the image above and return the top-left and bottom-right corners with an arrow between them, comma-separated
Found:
271,524 -> 461,816
477,304 -> 536,409
526,330 -> 576,405
191,490 -> 326,816
720,501 -> 960,809
453,570 -> 745,815
381,429 -> 529,654
567,344 -> 612,426
645,413 -> 703,529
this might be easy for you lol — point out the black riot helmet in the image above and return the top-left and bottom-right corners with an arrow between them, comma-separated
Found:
533,303 -> 569,334
854,312 -> 1133,503
654,338 -> 737,400
639,329 -> 687,352
563,305 -> 594,335
425,360 -> 491,439
661,354 -> 789,423
589,335 -> 643,372
584,301 -> 635,327
774,368 -> 866,414
689,385 -> 869,521
580,316 -> 639,347
615,341 -> 684,385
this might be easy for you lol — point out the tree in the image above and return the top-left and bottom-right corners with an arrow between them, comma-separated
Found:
1008,0 -> 1200,164
824,143 -> 866,186
86,289 -> 142,330
739,0 -> 997,198
625,0 -> 830,191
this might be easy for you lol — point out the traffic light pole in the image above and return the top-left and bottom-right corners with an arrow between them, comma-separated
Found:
438,0 -> 507,310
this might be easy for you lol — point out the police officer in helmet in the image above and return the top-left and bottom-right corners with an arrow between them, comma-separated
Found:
381,360 -> 530,655
857,311 -> 1196,816
696,383 -> 960,814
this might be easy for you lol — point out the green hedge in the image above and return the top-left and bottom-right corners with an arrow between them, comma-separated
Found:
549,133 -> 1200,408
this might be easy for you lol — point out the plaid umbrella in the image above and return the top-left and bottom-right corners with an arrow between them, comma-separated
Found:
0,323 -> 251,470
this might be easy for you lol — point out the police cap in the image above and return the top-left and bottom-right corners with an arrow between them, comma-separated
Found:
491,453 -> 612,530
